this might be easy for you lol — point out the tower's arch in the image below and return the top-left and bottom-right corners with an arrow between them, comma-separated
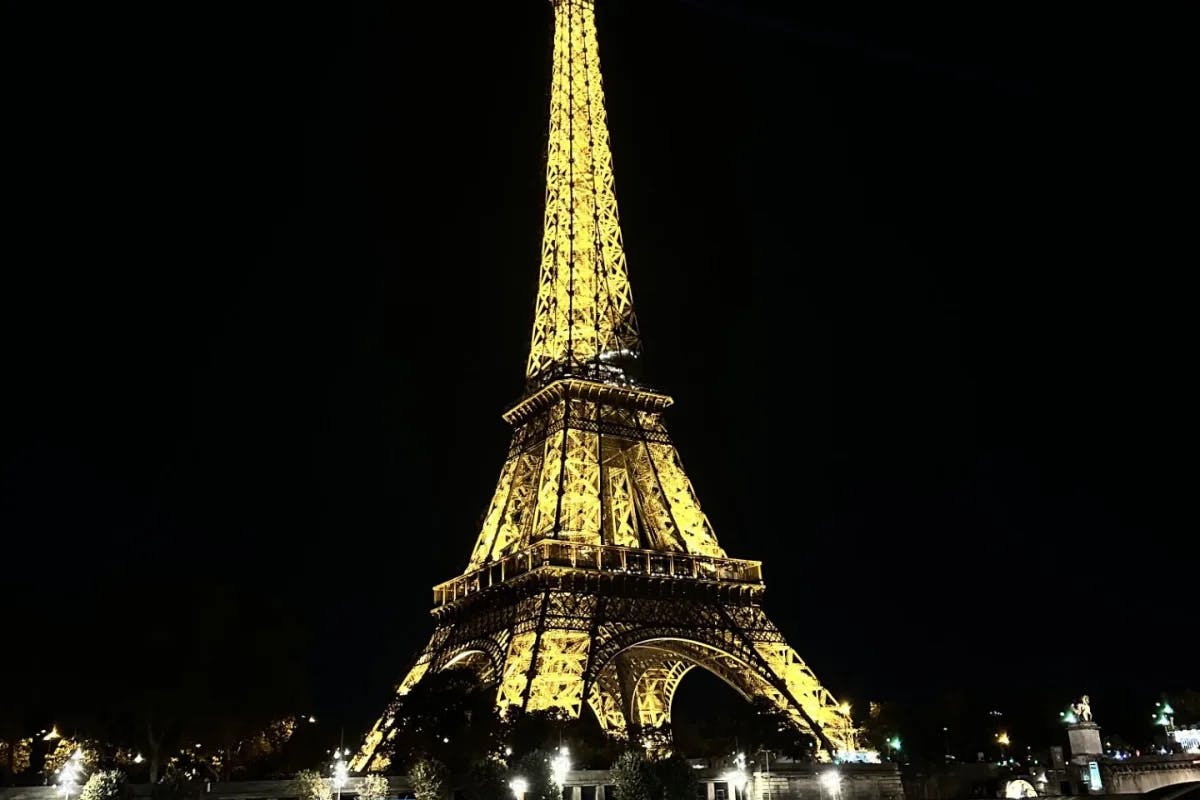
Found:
439,647 -> 500,684
587,637 -> 848,754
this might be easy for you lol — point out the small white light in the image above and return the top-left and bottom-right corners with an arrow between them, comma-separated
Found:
551,747 -> 571,788
820,771 -> 842,792
723,770 -> 748,793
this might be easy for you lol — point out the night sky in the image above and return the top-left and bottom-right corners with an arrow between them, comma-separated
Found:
3,2 -> 1194,753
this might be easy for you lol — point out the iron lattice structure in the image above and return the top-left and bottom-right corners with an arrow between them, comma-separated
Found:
351,0 -> 857,771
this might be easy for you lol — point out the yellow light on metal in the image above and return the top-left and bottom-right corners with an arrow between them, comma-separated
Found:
348,0 -> 860,772
526,0 -> 641,385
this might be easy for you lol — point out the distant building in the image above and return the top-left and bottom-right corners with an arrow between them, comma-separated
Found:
1171,727 -> 1200,754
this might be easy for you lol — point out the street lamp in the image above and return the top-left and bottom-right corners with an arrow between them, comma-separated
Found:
57,749 -> 84,800
723,753 -> 748,800
551,746 -> 571,790
887,737 -> 902,760
509,777 -> 528,800
757,748 -> 774,800
820,769 -> 842,800
1154,701 -> 1175,749
331,748 -> 349,800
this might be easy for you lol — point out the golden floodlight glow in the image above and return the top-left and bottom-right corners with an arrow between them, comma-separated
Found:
348,0 -> 858,772
525,0 -> 641,384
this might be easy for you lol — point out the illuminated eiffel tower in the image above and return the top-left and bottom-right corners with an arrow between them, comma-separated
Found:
351,0 -> 857,770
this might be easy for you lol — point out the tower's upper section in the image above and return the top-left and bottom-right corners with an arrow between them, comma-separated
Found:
526,0 -> 642,390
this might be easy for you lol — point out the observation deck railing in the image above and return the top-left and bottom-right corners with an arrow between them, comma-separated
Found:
432,540 -> 763,607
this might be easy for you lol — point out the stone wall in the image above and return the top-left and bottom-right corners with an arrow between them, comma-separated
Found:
0,777 -> 415,800
0,765 -> 908,800
1099,754 -> 1200,795
746,764 -> 905,800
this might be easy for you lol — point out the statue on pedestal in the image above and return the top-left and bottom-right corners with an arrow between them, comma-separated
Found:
1071,695 -> 1093,723
1065,694 -> 1102,764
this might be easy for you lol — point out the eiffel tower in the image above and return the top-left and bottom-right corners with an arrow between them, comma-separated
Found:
351,0 -> 857,771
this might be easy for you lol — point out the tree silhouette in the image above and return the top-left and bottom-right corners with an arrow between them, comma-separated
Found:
511,749 -> 556,800
610,750 -> 657,800
410,758 -> 449,800
654,753 -> 699,800
41,580 -> 312,783
459,759 -> 507,800
377,668 -> 501,775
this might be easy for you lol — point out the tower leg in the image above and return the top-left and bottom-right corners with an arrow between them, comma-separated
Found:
587,663 -> 630,739
348,644 -> 436,772
627,655 -> 692,757
498,627 -> 592,718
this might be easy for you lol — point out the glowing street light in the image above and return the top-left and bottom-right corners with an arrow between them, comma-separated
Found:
331,748 -> 349,800
509,776 -> 528,800
757,748 -> 775,800
550,746 -> 571,789
819,770 -> 842,800
887,737 -> 902,759
723,752 -> 748,799
57,749 -> 84,800
1154,701 -> 1175,736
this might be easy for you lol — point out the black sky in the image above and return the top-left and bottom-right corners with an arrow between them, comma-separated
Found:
3,2 -> 1195,752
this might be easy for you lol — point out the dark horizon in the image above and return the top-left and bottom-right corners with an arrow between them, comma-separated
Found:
3,1 -> 1194,761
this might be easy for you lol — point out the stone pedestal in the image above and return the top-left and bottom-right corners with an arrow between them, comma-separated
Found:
1067,722 -> 1103,764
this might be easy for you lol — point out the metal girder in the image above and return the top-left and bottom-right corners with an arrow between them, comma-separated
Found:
629,657 -> 693,732
349,0 -> 862,774
351,575 -> 858,771
527,0 -> 641,385
466,393 -> 727,572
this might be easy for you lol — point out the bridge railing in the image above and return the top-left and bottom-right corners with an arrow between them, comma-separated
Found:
433,540 -> 763,606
